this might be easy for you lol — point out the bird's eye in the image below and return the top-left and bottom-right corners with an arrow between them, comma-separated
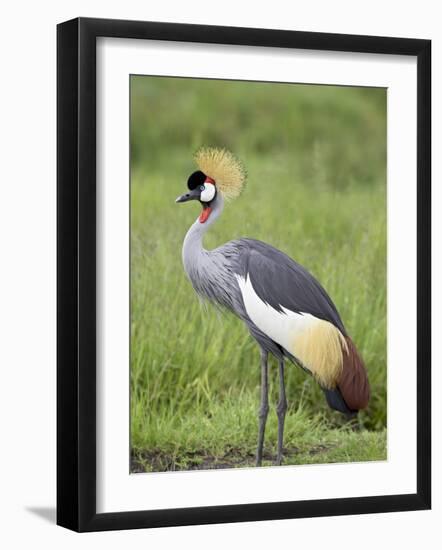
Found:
200,185 -> 205,191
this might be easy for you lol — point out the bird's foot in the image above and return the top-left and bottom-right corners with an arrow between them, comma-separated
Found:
275,454 -> 283,466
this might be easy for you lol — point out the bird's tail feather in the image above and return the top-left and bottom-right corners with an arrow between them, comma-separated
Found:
336,336 -> 370,412
324,386 -> 355,415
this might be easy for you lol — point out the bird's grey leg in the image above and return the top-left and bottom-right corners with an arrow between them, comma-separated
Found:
256,349 -> 269,467
276,358 -> 288,465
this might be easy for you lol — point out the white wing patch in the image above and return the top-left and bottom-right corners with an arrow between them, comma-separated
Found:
236,274 -> 317,354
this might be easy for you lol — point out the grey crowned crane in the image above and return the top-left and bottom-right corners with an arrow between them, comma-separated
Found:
176,147 -> 370,466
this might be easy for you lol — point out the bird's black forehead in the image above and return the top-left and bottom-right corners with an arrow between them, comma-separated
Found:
187,170 -> 206,190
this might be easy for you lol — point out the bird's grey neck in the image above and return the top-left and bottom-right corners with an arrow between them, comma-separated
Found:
181,195 -> 240,313
182,196 -> 224,278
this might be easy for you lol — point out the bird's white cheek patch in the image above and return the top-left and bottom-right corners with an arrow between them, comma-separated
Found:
200,183 -> 216,202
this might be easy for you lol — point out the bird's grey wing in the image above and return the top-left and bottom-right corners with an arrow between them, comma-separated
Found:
235,238 -> 346,335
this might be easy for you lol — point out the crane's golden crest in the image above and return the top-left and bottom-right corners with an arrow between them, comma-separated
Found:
194,147 -> 247,200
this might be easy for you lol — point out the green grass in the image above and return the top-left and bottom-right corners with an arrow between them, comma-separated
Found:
130,76 -> 387,471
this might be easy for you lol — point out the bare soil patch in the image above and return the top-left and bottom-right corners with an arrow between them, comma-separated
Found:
130,444 -> 337,473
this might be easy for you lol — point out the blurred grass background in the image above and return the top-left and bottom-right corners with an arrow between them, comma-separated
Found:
130,76 -> 387,472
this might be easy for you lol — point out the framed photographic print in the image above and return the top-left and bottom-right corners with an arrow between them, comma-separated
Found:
57,17 -> 431,532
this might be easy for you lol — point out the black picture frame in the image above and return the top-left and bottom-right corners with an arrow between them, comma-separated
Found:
57,17 -> 431,532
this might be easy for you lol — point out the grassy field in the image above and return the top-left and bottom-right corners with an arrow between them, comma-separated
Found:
130,76 -> 387,472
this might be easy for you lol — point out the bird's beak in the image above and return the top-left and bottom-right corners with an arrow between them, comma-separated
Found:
175,188 -> 201,203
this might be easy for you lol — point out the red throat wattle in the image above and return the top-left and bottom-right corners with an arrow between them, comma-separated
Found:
199,206 -> 212,223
